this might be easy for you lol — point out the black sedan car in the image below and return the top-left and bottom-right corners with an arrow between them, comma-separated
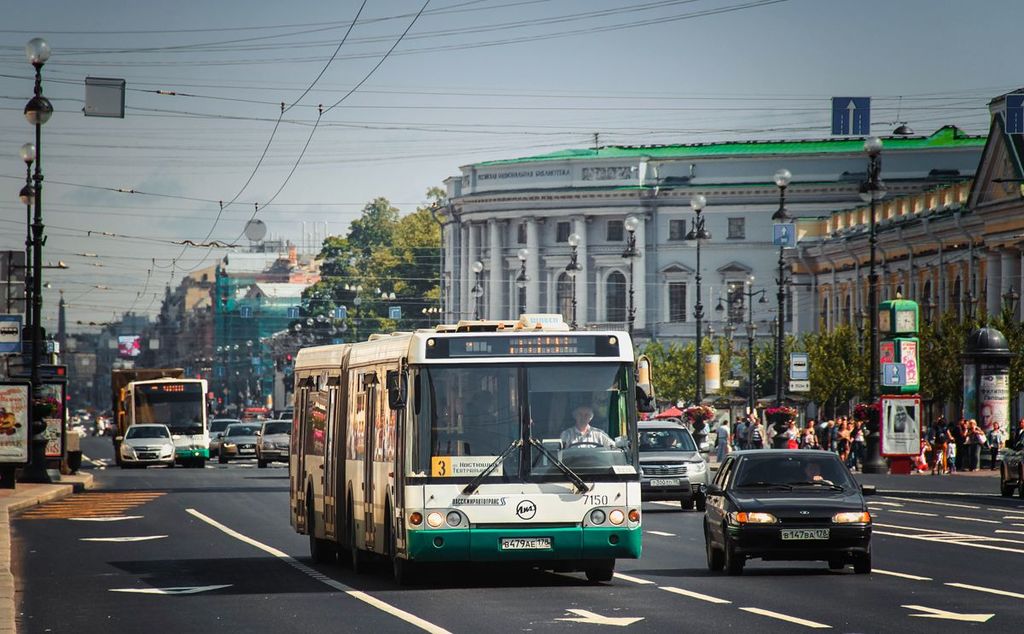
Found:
704,450 -> 873,575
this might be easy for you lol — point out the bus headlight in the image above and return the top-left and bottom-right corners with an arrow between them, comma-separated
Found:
409,512 -> 423,526
608,509 -> 625,525
426,512 -> 444,528
589,509 -> 606,525
446,511 -> 463,527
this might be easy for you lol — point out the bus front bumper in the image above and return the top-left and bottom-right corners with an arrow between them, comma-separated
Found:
406,526 -> 641,563
175,448 -> 210,460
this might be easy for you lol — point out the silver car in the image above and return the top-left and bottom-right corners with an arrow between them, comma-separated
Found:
638,421 -> 711,510
257,420 -> 291,468
218,423 -> 262,464
120,424 -> 175,468
208,418 -> 241,457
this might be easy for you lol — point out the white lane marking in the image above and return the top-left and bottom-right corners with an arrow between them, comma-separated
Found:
650,501 -> 679,508
82,454 -> 107,466
874,525 -> 1024,555
945,515 -> 1000,524
881,497 -> 979,509
989,508 -> 1024,514
68,516 -> 143,522
902,605 -> 993,623
867,502 -> 903,507
882,490 -> 999,498
660,586 -> 731,604
995,529 -> 1024,536
81,535 -> 167,542
738,607 -> 830,629
613,572 -> 655,585
945,582 -> 1024,599
110,585 -> 231,595
889,510 -> 937,517
556,609 -> 643,627
186,508 -> 450,634
1012,523 -> 1024,528
645,530 -> 675,537
1005,517 -> 1024,521
873,569 -> 932,581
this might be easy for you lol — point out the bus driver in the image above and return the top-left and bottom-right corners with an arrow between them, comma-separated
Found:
560,404 -> 614,449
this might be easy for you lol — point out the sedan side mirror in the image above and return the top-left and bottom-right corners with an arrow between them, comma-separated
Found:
706,483 -> 723,496
860,484 -> 876,496
699,442 -> 711,453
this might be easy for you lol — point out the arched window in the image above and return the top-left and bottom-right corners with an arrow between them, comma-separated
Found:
820,297 -> 829,328
556,272 -> 573,323
844,294 -> 852,324
606,271 -> 627,322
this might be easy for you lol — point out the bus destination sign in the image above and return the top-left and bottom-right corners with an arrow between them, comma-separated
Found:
427,335 -> 618,359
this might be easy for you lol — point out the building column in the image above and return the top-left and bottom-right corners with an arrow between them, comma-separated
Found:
633,215 -> 647,331
488,219 -> 502,320
986,249 -> 1002,317
1002,247 -> 1021,320
572,216 -> 588,327
443,222 -> 456,321
458,223 -> 469,320
526,218 -> 540,313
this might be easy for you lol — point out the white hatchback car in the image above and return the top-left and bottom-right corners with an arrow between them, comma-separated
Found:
120,424 -> 176,468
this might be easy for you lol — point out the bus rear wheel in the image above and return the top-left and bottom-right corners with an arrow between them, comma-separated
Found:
307,489 -> 333,564
584,559 -> 615,583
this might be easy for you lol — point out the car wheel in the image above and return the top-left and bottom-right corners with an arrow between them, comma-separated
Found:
681,498 -> 695,511
258,460 -> 267,468
705,525 -> 724,571
694,494 -> 707,512
723,535 -> 744,576
219,454 -> 228,464
853,551 -> 871,574
1001,465 -> 1015,497
828,559 -> 845,570
584,559 -> 615,583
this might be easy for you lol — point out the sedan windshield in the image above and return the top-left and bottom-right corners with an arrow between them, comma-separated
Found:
210,419 -> 238,433
262,422 -> 291,435
226,425 -> 260,437
126,426 -> 169,439
639,428 -> 696,452
732,454 -> 856,489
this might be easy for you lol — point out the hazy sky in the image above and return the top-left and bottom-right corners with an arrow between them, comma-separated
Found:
0,0 -> 1018,331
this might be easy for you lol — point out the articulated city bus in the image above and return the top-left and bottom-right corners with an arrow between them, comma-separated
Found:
290,315 -> 654,584
118,377 -> 210,468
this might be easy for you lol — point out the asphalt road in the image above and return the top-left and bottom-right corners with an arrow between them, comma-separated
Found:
12,437 -> 1024,633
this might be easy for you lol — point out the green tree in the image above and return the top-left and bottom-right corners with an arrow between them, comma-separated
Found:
919,309 -> 978,416
803,325 -> 865,417
641,340 -> 695,407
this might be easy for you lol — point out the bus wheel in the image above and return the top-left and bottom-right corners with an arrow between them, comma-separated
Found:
389,513 -> 417,585
584,559 -> 615,583
307,490 -> 332,564
350,509 -> 366,574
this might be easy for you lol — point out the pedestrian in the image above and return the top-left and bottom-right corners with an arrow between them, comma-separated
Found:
765,421 -> 778,449
837,421 -> 852,466
749,418 -> 765,449
715,418 -> 731,463
930,416 -> 952,475
966,419 -> 986,471
1012,417 -> 1024,450
988,422 -> 1005,470
734,417 -> 749,451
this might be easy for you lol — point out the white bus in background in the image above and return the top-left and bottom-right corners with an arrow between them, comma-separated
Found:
119,377 -> 210,468
290,314 -> 654,584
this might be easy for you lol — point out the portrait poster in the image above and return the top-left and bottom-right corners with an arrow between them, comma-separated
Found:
899,340 -> 919,387
978,368 -> 1010,432
881,395 -> 921,457
0,383 -> 29,463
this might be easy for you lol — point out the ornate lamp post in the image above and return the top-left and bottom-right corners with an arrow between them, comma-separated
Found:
471,260 -> 484,319
515,248 -> 529,316
686,195 -> 711,404
860,137 -> 888,474
22,38 -> 54,483
565,233 -> 582,329
771,169 -> 792,409
745,321 -> 758,413
622,216 -> 640,336
1002,287 -> 1020,316
19,143 -> 35,331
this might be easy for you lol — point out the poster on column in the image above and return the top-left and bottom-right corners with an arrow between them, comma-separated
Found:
881,395 -> 921,456
38,383 -> 65,458
705,354 -> 721,393
962,363 -> 977,420
0,383 -> 29,463
978,366 -> 1010,432
899,340 -> 919,388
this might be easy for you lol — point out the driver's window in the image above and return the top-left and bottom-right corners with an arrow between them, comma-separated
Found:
714,458 -> 733,488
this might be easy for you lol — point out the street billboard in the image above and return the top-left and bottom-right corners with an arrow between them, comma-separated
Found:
118,335 -> 142,358
0,383 -> 29,463
880,395 -> 921,457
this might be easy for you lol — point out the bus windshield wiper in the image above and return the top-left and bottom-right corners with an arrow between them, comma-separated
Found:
528,437 -> 590,494
462,439 -> 521,495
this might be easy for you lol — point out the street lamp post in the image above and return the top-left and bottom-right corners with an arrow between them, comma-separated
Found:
771,169 -> 792,410
745,321 -> 758,413
21,38 -> 53,483
622,216 -> 640,336
18,143 -> 35,331
686,196 -> 710,405
1002,287 -> 1020,316
565,233 -> 582,329
471,260 -> 484,320
717,276 -> 767,413
515,249 -> 529,316
861,137 -> 888,474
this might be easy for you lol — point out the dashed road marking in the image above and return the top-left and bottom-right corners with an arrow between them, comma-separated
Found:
738,607 -> 830,629
874,569 -> 932,581
186,508 -> 450,634
875,523 -> 1024,554
645,530 -> 675,537
945,582 -> 1024,599
881,497 -> 979,509
995,529 -> 1024,536
945,515 -> 1000,524
612,573 -> 655,585
660,586 -> 731,604
81,535 -> 167,542
890,510 -> 937,517
68,516 -> 143,522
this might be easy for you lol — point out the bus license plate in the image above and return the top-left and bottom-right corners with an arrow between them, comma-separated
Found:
649,479 -> 680,486
501,537 -> 551,550
781,528 -> 829,540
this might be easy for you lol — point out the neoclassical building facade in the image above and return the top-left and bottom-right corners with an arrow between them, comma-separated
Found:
440,127 -> 985,343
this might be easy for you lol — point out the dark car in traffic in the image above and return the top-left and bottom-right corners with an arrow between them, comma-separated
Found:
704,450 -> 873,575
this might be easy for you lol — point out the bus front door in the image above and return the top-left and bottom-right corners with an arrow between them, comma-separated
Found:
362,372 -> 379,552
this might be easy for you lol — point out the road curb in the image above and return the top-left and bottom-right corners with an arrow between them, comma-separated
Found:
0,473 -> 94,633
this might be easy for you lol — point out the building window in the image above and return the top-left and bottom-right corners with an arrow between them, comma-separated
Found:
726,281 -> 745,324
728,218 -> 745,239
517,223 -> 527,244
669,282 -> 687,322
556,222 -> 571,243
607,220 -> 624,242
606,271 -> 627,322
668,219 -> 687,241
556,272 -> 573,323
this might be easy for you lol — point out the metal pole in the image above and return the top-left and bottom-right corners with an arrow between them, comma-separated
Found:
863,145 -> 888,474
748,295 -> 756,414
775,244 -> 785,407
694,224 -> 704,404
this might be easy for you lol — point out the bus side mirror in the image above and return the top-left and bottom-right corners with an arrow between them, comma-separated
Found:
386,370 -> 407,410
635,355 -> 656,413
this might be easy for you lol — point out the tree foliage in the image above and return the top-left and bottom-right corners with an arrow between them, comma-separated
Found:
803,324 -> 865,416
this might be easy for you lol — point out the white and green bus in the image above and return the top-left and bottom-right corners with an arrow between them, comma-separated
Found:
290,315 -> 654,584
119,377 -> 210,468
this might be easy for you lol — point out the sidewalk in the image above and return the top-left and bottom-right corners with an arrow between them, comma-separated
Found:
0,473 -> 94,633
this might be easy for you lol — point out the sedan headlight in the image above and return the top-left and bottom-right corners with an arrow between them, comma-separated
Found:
121,446 -> 136,458
223,442 -> 236,449
729,511 -> 778,525
832,511 -> 871,524
160,445 -> 174,456
262,442 -> 275,449
688,461 -> 707,472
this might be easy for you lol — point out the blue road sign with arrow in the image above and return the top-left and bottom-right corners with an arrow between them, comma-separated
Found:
1006,94 -> 1024,135
831,97 -> 871,135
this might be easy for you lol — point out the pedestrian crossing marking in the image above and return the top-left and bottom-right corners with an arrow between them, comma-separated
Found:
16,491 -> 165,520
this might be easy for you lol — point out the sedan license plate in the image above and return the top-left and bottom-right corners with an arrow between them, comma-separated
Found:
239,448 -> 255,454
500,537 -> 551,550
781,528 -> 829,541
649,478 -> 681,487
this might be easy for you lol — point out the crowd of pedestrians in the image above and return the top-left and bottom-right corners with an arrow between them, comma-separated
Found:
717,414 -> 870,471
923,415 -> 1023,474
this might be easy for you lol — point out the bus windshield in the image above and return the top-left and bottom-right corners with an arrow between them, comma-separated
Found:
414,363 -> 636,480
133,383 -> 205,435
